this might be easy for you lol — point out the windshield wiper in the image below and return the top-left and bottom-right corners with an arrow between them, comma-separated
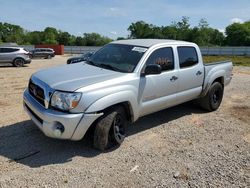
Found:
86,61 -> 125,72
85,60 -> 97,66
99,63 -> 122,72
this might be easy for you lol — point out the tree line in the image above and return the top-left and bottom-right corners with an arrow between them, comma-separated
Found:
0,17 -> 250,46
0,23 -> 112,46
127,17 -> 250,46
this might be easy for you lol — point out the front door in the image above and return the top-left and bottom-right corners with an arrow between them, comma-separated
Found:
139,47 -> 179,116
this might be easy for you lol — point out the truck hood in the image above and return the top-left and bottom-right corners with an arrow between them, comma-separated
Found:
32,63 -> 124,91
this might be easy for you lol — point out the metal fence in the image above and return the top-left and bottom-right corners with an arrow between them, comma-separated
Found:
64,46 -> 101,54
2,44 -> 250,56
64,46 -> 250,56
200,46 -> 250,56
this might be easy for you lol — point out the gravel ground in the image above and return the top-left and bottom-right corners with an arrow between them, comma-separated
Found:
0,56 -> 249,188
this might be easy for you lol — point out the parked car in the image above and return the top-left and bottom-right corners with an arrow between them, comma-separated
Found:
67,52 -> 94,64
23,39 -> 233,151
30,48 -> 55,59
0,47 -> 31,67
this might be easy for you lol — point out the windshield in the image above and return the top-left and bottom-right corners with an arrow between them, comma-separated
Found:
87,44 -> 147,73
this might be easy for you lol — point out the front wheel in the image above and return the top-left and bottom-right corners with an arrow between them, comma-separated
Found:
199,82 -> 224,111
93,106 -> 128,151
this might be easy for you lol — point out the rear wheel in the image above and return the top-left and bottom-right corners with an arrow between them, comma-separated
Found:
93,106 -> 128,151
13,58 -> 24,67
199,82 -> 224,111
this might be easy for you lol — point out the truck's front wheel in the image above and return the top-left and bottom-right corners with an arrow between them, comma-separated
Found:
199,82 -> 224,111
93,106 -> 127,151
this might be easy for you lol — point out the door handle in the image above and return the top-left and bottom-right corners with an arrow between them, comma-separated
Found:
170,76 -> 178,81
196,71 -> 202,76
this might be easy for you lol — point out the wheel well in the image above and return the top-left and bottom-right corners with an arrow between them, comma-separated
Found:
106,102 -> 134,123
212,77 -> 224,86
13,57 -> 25,63
85,102 -> 133,138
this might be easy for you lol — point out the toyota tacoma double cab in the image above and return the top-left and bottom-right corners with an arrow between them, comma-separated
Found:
23,39 -> 233,150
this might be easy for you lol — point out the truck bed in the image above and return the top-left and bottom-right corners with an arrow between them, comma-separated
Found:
204,60 -> 231,66
201,60 -> 233,96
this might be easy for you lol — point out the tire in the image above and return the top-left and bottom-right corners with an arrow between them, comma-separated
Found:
93,106 -> 128,151
199,82 -> 224,111
46,55 -> 52,59
13,58 -> 24,67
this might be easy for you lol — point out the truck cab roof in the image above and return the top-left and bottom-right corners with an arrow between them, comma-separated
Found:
111,39 -> 195,47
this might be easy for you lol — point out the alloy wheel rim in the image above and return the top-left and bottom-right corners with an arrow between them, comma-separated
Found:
113,114 -> 125,143
212,90 -> 220,104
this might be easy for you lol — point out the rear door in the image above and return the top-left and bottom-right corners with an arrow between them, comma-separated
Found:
34,49 -> 42,57
139,47 -> 179,116
0,48 -> 15,62
175,46 -> 204,103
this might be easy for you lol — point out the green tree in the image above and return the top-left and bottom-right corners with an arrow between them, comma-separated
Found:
43,27 -> 58,44
83,33 -> 112,46
75,36 -> 86,46
117,37 -> 126,40
172,16 -> 191,40
25,31 -> 43,45
162,26 -> 178,39
57,31 -> 71,45
225,22 -> 250,46
128,21 -> 155,38
0,22 -> 25,44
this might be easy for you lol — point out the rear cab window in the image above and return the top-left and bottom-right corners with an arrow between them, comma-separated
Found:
177,47 -> 198,68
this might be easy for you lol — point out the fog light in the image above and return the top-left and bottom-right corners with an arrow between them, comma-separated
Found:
53,123 -> 65,137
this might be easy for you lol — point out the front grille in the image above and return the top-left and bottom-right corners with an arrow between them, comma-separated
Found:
28,80 -> 45,107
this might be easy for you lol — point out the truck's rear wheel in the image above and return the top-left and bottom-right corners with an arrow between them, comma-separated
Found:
93,106 -> 127,151
199,82 -> 224,111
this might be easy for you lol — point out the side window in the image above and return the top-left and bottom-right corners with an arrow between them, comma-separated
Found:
8,48 -> 19,52
145,47 -> 174,71
177,47 -> 198,68
2,48 -> 11,53
0,48 -> 18,53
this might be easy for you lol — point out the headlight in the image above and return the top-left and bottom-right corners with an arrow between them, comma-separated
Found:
50,91 -> 82,111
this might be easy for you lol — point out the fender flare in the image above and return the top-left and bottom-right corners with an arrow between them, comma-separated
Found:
85,90 -> 139,122
201,70 -> 225,97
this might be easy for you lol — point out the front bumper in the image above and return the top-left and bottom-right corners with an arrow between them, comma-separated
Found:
23,89 -> 102,140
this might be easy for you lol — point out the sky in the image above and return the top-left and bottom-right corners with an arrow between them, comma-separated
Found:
0,0 -> 250,39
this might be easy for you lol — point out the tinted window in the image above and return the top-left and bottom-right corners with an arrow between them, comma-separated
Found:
177,47 -> 198,68
145,47 -> 174,71
0,48 -> 19,53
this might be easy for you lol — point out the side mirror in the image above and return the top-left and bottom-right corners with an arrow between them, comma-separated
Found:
144,64 -> 162,75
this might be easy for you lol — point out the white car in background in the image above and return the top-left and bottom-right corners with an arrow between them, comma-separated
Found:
0,47 -> 31,67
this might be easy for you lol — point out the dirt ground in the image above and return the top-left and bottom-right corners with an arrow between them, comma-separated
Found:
0,56 -> 249,187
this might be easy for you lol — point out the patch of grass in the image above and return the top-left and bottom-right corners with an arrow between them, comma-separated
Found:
203,56 -> 250,66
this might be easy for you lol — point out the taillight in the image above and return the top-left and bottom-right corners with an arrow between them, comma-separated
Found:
23,53 -> 31,57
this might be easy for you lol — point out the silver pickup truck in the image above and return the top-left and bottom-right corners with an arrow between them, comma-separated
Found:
23,39 -> 232,150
